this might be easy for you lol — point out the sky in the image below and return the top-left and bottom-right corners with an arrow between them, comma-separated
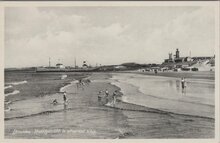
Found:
5,6 -> 215,68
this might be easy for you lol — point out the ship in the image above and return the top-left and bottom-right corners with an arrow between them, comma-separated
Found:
36,67 -> 99,72
36,60 -> 99,72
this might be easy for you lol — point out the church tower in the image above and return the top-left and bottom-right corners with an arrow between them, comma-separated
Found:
176,49 -> 180,58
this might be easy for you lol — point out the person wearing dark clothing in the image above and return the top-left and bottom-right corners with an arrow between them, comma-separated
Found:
63,92 -> 67,102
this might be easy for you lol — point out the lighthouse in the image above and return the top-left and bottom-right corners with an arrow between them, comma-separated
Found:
82,61 -> 88,69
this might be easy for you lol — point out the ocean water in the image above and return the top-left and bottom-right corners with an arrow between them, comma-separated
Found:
4,72 -> 215,138
111,73 -> 215,118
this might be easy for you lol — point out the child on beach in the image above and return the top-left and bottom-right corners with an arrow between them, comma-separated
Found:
52,99 -> 58,105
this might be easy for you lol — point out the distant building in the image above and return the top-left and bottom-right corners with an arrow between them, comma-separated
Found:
175,48 -> 180,58
164,52 -> 174,63
82,61 -> 88,69
191,57 -> 212,61
164,49 -> 203,64
173,48 -> 192,63
174,57 -> 191,63
162,48 -> 214,70
56,63 -> 65,69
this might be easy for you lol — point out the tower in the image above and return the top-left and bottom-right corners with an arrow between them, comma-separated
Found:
82,61 -> 88,68
176,49 -> 180,58
169,53 -> 172,60
74,57 -> 76,68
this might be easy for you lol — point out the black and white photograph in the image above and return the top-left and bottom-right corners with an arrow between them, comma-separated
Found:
1,1 -> 219,140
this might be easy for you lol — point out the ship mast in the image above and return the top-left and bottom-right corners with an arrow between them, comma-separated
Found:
74,57 -> 76,68
49,57 -> 51,67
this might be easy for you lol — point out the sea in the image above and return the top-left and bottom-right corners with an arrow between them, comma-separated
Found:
4,71 -> 215,138
110,73 -> 215,119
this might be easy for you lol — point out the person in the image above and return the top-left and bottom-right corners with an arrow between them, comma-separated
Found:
52,99 -> 58,105
105,89 -> 109,104
98,90 -> 103,95
181,78 -> 185,89
112,90 -> 118,105
105,89 -> 109,97
63,91 -> 67,102
181,77 -> 186,93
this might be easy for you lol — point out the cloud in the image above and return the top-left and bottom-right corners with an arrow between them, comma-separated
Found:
141,7 -> 215,62
5,7 -> 215,68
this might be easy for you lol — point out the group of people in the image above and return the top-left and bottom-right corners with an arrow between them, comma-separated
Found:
52,91 -> 68,105
98,89 -> 119,106
52,78 -> 91,106
76,79 -> 91,89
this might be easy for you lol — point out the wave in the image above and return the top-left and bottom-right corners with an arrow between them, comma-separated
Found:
61,75 -> 67,80
5,109 -> 63,121
4,100 -> 214,122
4,106 -> 80,121
5,90 -> 20,97
7,81 -> 27,85
5,85 -> 13,89
5,100 -> 13,105
104,100 -> 214,120
59,80 -> 77,92
110,74 -> 214,117
4,108 -> 12,112
137,90 -> 214,107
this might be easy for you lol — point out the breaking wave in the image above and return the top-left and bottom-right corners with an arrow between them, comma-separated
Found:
105,100 -> 214,120
4,100 -> 214,121
4,107 -> 81,121
7,81 -> 27,85
5,85 -> 13,89
59,80 -> 78,92
61,75 -> 67,80
5,90 -> 20,97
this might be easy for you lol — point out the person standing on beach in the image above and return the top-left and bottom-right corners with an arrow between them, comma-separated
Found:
181,77 -> 186,94
105,89 -> 109,97
63,91 -> 67,103
112,90 -> 117,106
105,89 -> 109,104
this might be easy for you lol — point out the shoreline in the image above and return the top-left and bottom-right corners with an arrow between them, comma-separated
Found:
105,100 -> 214,120
4,72 -> 90,102
105,73 -> 214,120
109,72 -> 214,119
5,72 -> 214,120
5,72 -> 214,138
116,70 -> 215,80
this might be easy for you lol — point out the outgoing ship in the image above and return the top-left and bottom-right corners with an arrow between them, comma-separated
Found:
36,60 -> 99,72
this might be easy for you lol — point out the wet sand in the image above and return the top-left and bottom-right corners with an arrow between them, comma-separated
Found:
121,70 -> 215,80
5,72 -> 214,138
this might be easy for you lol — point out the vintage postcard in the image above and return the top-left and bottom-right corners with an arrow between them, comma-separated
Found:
0,1 -> 219,143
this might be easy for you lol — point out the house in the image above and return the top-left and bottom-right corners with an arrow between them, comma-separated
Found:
56,63 -> 65,69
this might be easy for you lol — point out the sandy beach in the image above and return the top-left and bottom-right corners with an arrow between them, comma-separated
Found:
4,72 -> 214,139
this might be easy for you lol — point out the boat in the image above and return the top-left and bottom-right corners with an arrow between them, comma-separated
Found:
36,67 -> 99,72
